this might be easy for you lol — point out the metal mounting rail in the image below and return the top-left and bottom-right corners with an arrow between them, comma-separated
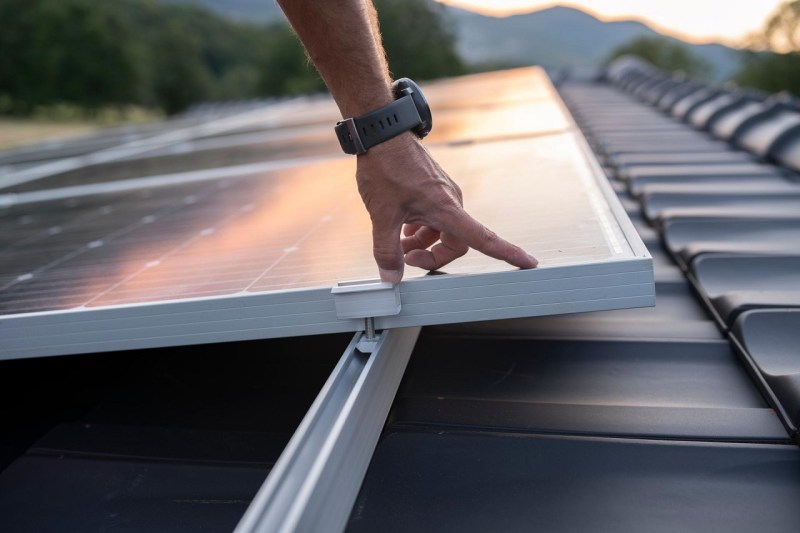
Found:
234,326 -> 421,533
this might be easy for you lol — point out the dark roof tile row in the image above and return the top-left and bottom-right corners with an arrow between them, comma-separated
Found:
559,57 -> 800,440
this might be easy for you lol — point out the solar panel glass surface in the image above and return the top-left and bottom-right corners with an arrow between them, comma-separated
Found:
0,68 -> 653,358
4,71 -> 570,194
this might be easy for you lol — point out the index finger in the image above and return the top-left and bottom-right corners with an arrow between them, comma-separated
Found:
441,207 -> 538,269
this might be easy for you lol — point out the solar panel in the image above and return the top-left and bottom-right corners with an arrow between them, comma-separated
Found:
0,68 -> 654,359
3,71 -> 569,195
0,105 -> 303,192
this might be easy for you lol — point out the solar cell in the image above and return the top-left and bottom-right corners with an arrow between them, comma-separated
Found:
3,71 -> 570,195
0,105 -> 301,192
0,68 -> 653,359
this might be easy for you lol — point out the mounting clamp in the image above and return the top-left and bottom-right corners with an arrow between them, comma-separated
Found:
331,281 -> 401,353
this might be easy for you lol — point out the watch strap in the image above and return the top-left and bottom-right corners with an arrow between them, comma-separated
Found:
335,95 -> 422,155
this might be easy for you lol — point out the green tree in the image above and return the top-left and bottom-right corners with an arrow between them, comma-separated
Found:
734,1 -> 800,97
257,24 -> 325,96
258,0 -> 466,97
0,0 -> 141,114
0,0 -> 276,116
735,52 -> 800,97
607,36 -> 712,78
0,0 -> 468,116
150,22 -> 215,114
121,0 -> 270,109
374,0 -> 466,80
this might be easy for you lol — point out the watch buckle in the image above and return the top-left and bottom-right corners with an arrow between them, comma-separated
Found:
342,118 -> 366,155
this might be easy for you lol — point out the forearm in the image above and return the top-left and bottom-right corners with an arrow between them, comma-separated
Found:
277,0 -> 538,282
276,0 -> 393,118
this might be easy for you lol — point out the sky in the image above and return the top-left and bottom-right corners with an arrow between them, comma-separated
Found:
435,0 -> 786,45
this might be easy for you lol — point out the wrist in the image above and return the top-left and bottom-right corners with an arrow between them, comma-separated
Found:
336,78 -> 431,155
356,131 -> 419,161
338,90 -> 393,120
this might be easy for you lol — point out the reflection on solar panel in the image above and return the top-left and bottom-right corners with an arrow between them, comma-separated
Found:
2,72 -> 570,194
0,68 -> 653,359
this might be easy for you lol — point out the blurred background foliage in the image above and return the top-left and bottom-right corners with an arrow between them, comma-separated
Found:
734,0 -> 800,97
607,36 -> 712,79
0,0 -> 461,117
0,0 -> 798,119
606,1 -> 800,98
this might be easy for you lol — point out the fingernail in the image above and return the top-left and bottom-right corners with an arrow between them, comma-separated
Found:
528,254 -> 539,268
379,268 -> 402,284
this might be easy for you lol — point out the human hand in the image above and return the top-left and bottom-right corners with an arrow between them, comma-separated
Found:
356,132 -> 538,284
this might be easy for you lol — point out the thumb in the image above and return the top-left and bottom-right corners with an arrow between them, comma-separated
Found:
371,220 -> 405,284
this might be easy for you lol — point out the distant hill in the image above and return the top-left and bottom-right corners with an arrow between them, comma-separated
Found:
162,1 -> 743,80
442,5 -> 742,80
161,0 -> 284,23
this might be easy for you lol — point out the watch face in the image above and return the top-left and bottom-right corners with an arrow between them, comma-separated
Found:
393,78 -> 432,138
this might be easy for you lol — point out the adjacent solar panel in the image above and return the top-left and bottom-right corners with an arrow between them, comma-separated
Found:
0,68 -> 654,359
3,71 -> 570,195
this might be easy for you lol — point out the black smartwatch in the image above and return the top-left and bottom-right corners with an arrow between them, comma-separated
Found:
335,78 -> 432,155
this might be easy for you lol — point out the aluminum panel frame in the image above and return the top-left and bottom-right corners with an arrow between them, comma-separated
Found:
1,258 -> 653,359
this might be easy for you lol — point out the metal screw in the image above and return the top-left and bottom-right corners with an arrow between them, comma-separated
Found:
364,317 -> 376,340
